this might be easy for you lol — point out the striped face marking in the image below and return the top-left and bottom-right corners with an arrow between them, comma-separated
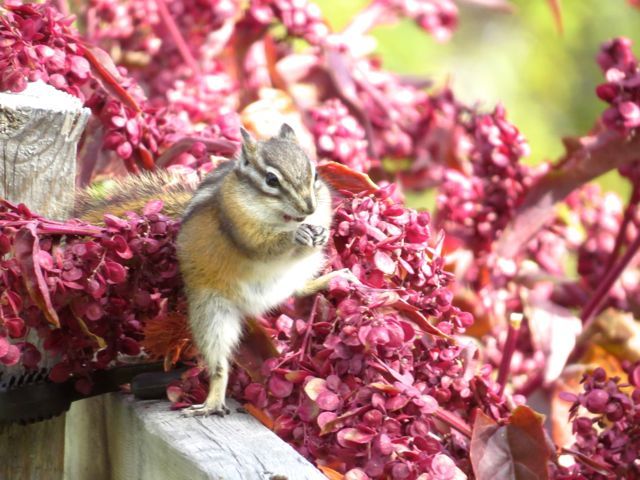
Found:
238,132 -> 319,221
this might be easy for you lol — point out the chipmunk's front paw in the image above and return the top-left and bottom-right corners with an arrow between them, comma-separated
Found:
334,268 -> 362,285
182,402 -> 230,418
295,224 -> 328,247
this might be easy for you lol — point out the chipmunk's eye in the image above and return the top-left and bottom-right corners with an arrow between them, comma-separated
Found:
265,172 -> 280,188
314,171 -> 318,182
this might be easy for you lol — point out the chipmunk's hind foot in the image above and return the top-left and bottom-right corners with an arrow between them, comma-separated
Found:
182,402 -> 231,417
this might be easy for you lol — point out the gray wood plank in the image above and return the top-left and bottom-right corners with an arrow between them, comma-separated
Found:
67,394 -> 326,480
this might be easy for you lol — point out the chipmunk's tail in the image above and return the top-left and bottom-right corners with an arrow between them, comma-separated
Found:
74,169 -> 199,224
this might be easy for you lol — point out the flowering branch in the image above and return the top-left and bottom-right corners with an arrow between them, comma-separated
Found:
497,130 -> 640,259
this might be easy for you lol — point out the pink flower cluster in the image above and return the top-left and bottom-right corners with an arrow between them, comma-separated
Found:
596,37 -> 640,135
0,199 -> 184,393
0,2 -> 90,93
548,185 -> 640,317
558,363 -> 640,479
383,0 -> 458,42
248,0 -> 329,46
171,187 -> 503,478
5,1 -> 640,477
309,99 -> 372,173
437,105 -> 531,254
1,1 -> 240,175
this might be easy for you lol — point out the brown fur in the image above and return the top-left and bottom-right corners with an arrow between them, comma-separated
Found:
177,204 -> 249,301
177,167 -> 307,303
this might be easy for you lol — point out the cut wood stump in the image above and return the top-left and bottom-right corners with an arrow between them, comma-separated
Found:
0,80 -> 89,219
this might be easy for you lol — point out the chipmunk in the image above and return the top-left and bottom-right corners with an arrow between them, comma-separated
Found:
77,124 -> 356,416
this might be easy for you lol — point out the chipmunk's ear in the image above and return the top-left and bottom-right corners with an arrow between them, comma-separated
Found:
278,123 -> 296,141
240,127 -> 257,162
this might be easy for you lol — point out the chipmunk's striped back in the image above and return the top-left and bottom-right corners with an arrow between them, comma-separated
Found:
75,169 -> 198,224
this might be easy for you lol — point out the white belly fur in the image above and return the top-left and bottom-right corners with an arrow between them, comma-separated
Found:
237,250 -> 326,316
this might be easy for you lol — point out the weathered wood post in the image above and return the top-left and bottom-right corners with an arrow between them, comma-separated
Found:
0,81 -> 90,480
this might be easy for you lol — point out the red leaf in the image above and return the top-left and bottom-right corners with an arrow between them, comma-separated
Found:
14,225 -> 60,327
21,343 -> 41,369
0,344 -> 20,366
49,362 -> 72,383
5,317 -> 26,338
317,411 -> 337,430
143,199 -> 164,216
0,336 -> 9,358
268,375 -> 294,398
316,391 -> 340,411
373,251 -> 396,275
166,385 -> 183,403
470,407 -> 551,480
104,261 -> 127,284
79,43 -> 142,113
373,357 -> 414,386
137,145 -> 156,170
0,233 -> 10,255
337,427 -> 375,447
319,405 -> 371,435
318,162 -> 379,194
304,377 -> 328,401
243,403 -> 275,430
393,298 -> 453,340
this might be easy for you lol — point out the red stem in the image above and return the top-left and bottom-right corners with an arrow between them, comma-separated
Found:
433,407 -> 472,438
2,221 -> 103,236
155,137 -> 238,167
80,43 -> 142,113
562,182 -> 640,369
604,184 -> 639,271
496,314 -> 522,397
154,0 -> 201,76
580,230 -> 640,328
560,448 -> 615,478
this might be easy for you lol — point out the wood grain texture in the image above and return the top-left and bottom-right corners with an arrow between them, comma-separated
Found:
0,416 -> 67,480
0,81 -> 90,219
64,397 -> 111,480
0,82 -> 90,480
65,394 -> 326,480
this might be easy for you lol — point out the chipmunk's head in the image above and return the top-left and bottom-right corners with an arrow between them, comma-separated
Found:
236,124 -> 328,229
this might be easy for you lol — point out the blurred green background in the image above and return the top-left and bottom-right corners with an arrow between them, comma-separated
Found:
316,0 -> 640,198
